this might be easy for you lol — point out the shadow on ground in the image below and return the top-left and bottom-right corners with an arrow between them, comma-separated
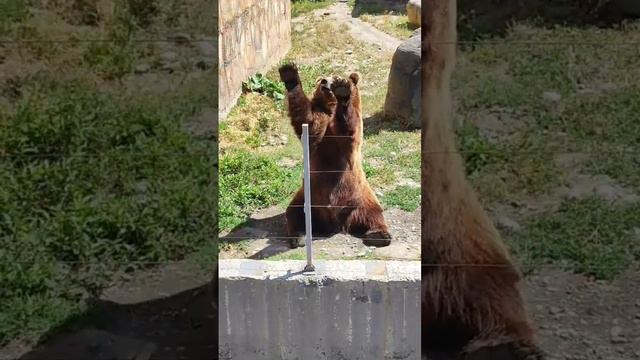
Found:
17,272 -> 217,360
220,211 -> 293,260
363,111 -> 418,137
457,0 -> 640,40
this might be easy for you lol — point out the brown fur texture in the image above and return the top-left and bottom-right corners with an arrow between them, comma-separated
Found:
278,64 -> 391,248
421,1 -> 545,359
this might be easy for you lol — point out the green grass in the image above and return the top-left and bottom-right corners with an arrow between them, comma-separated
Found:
219,150 -> 299,231
452,22 -> 640,278
510,198 -> 640,280
0,0 -> 28,34
381,186 -> 420,212
453,23 -> 640,201
291,0 -> 334,17
0,79 -> 215,345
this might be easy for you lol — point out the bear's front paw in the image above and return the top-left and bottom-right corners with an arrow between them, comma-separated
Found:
330,77 -> 352,103
362,230 -> 391,247
279,63 -> 301,91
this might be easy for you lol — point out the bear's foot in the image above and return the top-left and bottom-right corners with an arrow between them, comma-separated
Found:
288,235 -> 306,249
459,342 -> 546,360
330,77 -> 352,103
278,63 -> 301,91
361,230 -> 392,247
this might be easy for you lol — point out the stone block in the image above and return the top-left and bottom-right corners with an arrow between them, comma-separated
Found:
407,0 -> 421,26
218,259 -> 420,360
384,33 -> 421,128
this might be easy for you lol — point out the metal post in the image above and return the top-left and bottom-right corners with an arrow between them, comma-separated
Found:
301,124 -> 315,272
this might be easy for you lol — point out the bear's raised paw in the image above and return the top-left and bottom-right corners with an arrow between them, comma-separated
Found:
278,63 -> 301,91
330,77 -> 352,103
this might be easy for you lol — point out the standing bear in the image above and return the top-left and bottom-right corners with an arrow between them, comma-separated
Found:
422,0 -> 545,359
278,63 -> 392,249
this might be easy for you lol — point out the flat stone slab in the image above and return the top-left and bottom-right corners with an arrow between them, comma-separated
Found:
219,259 -> 420,281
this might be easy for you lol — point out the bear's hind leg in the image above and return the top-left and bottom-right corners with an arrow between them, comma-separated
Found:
285,188 -> 306,249
343,203 -> 392,247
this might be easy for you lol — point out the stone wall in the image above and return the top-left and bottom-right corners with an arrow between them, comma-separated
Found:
218,0 -> 291,119
218,259 -> 421,359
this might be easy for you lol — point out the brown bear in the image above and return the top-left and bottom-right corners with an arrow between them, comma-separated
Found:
422,1 -> 545,359
278,63 -> 392,249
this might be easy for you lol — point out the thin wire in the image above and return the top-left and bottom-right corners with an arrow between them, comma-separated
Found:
2,39 -> 640,46
5,259 -> 636,270
441,40 -> 640,46
285,205 -> 376,208
0,38 -> 216,44
219,235 -> 407,241
2,150 -> 639,159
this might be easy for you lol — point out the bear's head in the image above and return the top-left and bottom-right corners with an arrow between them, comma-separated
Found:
311,76 -> 338,111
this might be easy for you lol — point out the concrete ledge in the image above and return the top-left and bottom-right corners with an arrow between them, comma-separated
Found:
218,260 -> 421,360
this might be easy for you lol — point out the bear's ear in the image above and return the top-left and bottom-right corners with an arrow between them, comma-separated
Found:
349,73 -> 359,86
315,77 -> 324,85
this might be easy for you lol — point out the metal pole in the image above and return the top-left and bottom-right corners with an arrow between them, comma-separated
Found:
301,124 -> 315,272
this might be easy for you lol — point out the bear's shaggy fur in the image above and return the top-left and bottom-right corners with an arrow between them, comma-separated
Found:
278,63 -> 391,248
421,1 -> 545,359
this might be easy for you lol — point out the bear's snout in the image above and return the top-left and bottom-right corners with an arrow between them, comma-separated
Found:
319,78 -> 332,90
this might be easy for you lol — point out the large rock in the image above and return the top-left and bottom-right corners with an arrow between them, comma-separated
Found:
406,0 -> 421,26
384,33 -> 421,128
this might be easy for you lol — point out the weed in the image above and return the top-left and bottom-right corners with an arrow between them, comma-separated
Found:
242,73 -> 286,100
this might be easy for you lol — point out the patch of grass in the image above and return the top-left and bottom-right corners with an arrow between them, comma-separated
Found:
81,5 -> 140,80
0,79 -> 215,345
291,0 -> 333,17
455,123 -> 561,202
381,185 -> 420,212
558,87 -> 640,189
0,0 -> 28,33
219,151 -> 300,231
511,198 -> 640,279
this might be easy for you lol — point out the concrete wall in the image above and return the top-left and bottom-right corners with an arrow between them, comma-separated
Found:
218,259 -> 421,360
218,0 -> 291,120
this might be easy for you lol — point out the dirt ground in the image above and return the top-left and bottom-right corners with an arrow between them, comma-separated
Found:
218,205 -> 420,261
